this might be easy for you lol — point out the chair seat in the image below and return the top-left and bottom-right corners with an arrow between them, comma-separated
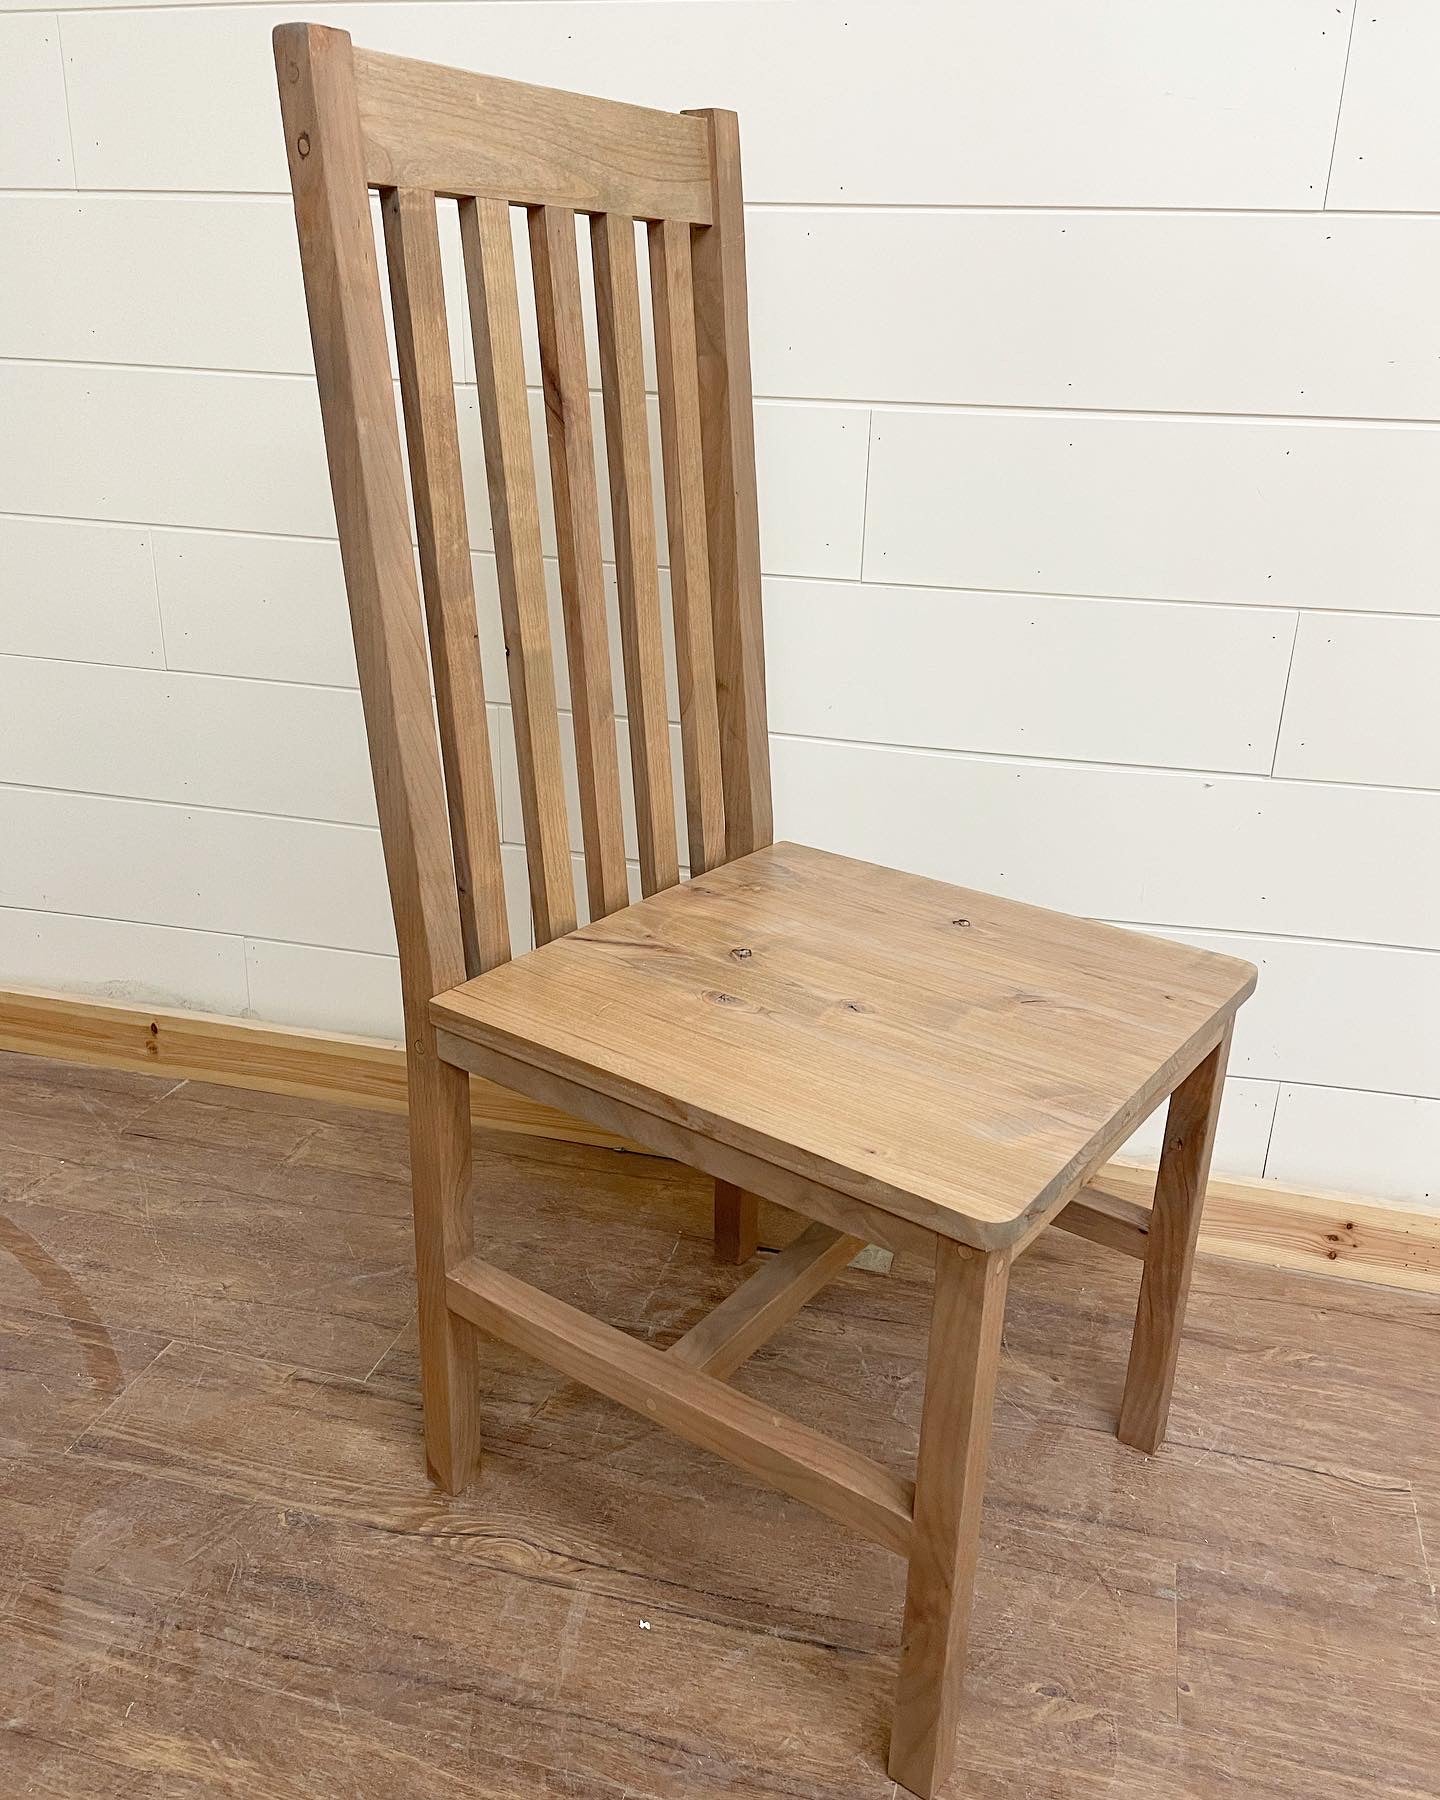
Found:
432,842 -> 1255,1248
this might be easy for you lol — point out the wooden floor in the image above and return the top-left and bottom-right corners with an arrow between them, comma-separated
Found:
1,1050 -> 1436,1799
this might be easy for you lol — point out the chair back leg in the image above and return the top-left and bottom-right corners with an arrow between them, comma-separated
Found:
1118,1027 -> 1232,1454
713,1178 -> 760,1263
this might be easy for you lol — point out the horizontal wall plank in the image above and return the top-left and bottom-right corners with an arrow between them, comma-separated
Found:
154,528 -> 356,688
1274,612 -> 1440,789
1133,925 -> 1440,1103
754,404 -> 868,578
0,785 -> 394,955
0,192 -> 467,378
0,363 -> 336,538
61,1 -> 1345,206
770,735 -> 1440,952
863,409 -> 1440,614
0,516 -> 161,667
0,194 -> 309,372
0,906 -> 248,1018
0,15 -> 72,187
1267,1083 -> 1440,1212
0,366 -> 860,581
0,656 -> 375,825
1119,1075 -> 1277,1178
243,938 -> 403,1042
764,578 -> 1296,774
749,208 -> 1440,421
1327,2 -> 1440,211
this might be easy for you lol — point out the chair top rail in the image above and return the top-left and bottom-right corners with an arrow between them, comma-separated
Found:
351,44 -> 716,222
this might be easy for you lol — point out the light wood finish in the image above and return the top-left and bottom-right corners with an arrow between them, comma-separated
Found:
433,841 -> 1255,1250
0,986 -> 622,1144
274,24 -> 480,1494
670,1219 -> 863,1379
529,202 -> 629,923
459,193 -> 576,948
352,45 -> 714,222
713,1178 -> 760,1264
1012,1178 -> 1151,1261
591,210 -> 680,898
1119,1030 -> 1232,1454
381,186 -> 509,978
649,213 -> 726,874
5,1050 -> 1435,1800
438,1029 -> 952,1263
4,986 -> 1426,1296
272,35 -> 1267,1792
446,1255 -> 914,1557
890,1241 -> 1010,1798
684,106 -> 771,861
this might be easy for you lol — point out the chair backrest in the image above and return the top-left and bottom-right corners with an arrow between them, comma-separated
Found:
273,22 -> 771,1031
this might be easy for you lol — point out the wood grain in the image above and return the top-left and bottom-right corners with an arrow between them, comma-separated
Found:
460,192 -> 577,948
4,1050 -> 1437,1799
446,1253 -> 915,1556
529,201 -> 629,923
890,1241 -> 1010,1796
685,106 -> 772,861
712,1177 -> 759,1264
648,213 -> 726,874
382,186 -> 510,977
1119,1029 -> 1231,1454
1,987 -> 1429,1294
432,841 -> 1255,1248
669,1219 -> 862,1379
274,22 -> 479,1491
591,210 -> 680,898
353,44 -> 714,222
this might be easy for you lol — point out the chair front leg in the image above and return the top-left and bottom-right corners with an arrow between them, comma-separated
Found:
890,1239 -> 1010,1799
408,1039 -> 482,1494
1118,1026 -> 1232,1455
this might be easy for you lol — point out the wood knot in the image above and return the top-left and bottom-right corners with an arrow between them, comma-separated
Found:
296,131 -> 311,158
729,946 -> 752,961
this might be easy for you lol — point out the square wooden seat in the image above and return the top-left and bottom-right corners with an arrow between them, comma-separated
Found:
274,23 -> 1259,1794
434,840 -> 1254,1253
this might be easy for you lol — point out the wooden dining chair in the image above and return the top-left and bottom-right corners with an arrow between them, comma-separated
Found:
274,25 -> 1255,1794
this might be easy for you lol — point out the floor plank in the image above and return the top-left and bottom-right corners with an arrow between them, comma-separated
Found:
0,1049 -> 1434,1798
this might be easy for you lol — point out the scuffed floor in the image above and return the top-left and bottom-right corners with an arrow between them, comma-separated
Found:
0,1048 -> 1436,1798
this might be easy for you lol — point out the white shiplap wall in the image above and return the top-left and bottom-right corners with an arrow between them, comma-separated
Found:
2,1 -> 1436,1210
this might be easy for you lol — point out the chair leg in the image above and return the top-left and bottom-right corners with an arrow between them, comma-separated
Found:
713,1178 -> 759,1264
1117,1028 -> 1231,1455
889,1240 -> 1009,1799
408,1043 -> 482,1494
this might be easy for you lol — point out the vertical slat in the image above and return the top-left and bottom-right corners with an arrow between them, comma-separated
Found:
459,195 -> 577,947
648,214 -> 726,875
591,211 -> 680,897
685,107 -> 772,862
528,204 -> 630,923
382,187 -> 510,976
274,23 -> 479,1493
